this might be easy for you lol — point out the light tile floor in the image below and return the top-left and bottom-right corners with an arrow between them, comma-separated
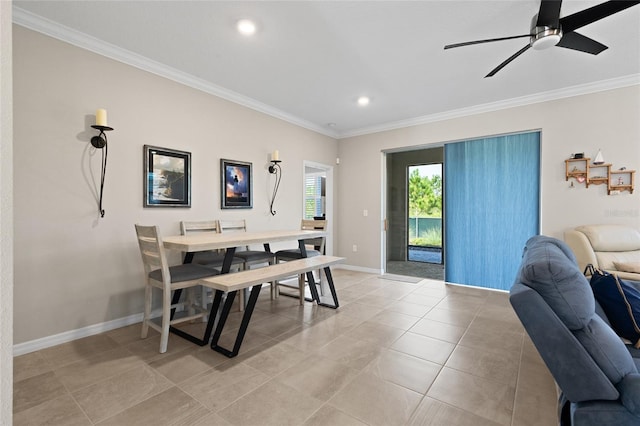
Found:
14,270 -> 558,425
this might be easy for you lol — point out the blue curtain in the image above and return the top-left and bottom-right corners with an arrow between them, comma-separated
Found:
444,132 -> 540,290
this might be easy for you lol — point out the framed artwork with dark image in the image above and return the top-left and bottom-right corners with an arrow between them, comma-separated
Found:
221,159 -> 252,209
143,145 -> 191,207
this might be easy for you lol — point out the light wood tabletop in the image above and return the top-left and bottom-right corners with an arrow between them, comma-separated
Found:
162,229 -> 325,253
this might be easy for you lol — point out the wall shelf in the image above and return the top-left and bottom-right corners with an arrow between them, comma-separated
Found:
587,163 -> 611,187
609,169 -> 635,194
565,158 -> 588,181
565,158 -> 635,195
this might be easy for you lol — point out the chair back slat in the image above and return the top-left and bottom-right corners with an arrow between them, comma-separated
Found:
302,219 -> 326,231
219,219 -> 247,233
219,220 -> 250,250
180,220 -> 220,235
301,219 -> 327,252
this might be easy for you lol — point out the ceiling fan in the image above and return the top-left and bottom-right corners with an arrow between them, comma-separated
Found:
444,0 -> 640,77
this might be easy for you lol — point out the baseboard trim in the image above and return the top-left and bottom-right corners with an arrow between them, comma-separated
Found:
13,313 -> 143,356
335,264 -> 382,275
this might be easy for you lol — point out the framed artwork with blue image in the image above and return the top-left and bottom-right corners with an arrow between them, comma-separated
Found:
221,159 -> 252,209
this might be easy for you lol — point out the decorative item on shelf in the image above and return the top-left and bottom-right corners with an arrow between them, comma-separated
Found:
593,149 -> 604,165
90,108 -> 113,217
268,150 -> 282,216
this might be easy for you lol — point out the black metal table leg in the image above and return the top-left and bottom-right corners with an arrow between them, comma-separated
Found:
319,266 -> 339,309
211,284 -> 262,357
169,247 -> 238,345
299,238 -> 339,308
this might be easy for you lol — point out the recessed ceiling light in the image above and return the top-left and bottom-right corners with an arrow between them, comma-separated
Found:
237,19 -> 257,36
327,123 -> 337,127
357,96 -> 370,107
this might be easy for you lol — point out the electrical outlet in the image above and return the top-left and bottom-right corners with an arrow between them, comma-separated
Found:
352,245 -> 358,252
363,209 -> 368,217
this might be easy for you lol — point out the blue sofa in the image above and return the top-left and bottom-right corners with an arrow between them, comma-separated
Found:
510,235 -> 640,425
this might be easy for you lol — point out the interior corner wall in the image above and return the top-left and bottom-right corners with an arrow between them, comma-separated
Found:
1,1 -> 14,422
337,84 -> 640,272
386,148 -> 443,263
12,25 -> 338,346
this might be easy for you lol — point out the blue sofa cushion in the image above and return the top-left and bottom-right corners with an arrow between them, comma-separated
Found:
573,316 -> 638,384
617,373 -> 640,417
519,236 -> 594,330
591,270 -> 640,348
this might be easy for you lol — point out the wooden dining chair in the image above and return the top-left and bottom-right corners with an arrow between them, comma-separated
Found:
218,219 -> 277,299
275,219 -> 327,303
180,220 -> 244,311
179,220 -> 245,268
134,224 -> 219,353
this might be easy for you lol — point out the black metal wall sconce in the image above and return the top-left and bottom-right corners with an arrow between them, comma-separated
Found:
90,109 -> 113,218
268,150 -> 282,216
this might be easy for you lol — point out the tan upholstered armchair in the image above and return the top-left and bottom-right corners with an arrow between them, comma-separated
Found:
564,224 -> 640,282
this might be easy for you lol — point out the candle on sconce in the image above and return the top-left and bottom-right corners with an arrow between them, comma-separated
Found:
272,150 -> 280,161
96,109 -> 108,127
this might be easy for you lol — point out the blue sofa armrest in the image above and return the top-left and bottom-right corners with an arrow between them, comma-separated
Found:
618,373 -> 640,417
571,400 -> 640,425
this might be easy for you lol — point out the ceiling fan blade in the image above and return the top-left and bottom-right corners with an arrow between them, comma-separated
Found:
556,31 -> 608,54
444,34 -> 530,50
560,1 -> 640,33
536,0 -> 562,27
485,44 -> 531,78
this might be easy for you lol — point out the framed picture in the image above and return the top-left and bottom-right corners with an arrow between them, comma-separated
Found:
143,145 -> 191,207
221,159 -> 252,209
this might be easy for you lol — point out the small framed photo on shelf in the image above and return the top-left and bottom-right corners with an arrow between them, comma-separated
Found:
143,145 -> 191,207
221,159 -> 252,209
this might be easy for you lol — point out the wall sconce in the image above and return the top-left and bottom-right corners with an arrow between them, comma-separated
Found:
90,108 -> 113,218
268,150 -> 282,216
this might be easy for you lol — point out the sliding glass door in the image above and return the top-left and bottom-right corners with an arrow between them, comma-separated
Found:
444,132 -> 540,290
407,164 -> 442,264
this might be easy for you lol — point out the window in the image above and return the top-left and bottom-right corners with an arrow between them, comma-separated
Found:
304,175 -> 325,219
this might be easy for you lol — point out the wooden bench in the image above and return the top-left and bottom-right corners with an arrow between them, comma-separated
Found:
198,255 -> 344,357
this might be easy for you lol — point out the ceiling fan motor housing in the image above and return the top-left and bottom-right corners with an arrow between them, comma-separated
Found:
531,26 -> 563,49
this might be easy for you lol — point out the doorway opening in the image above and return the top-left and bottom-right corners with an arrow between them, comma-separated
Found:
407,164 -> 443,265
303,161 -> 333,255
385,148 -> 444,281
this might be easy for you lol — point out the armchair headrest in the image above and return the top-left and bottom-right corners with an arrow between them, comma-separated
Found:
576,224 -> 640,252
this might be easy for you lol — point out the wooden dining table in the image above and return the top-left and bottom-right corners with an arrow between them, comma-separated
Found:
163,229 -> 325,271
162,228 -> 336,348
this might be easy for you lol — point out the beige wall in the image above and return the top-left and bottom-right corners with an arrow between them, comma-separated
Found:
13,26 -> 338,345
12,23 -> 640,351
337,86 -> 640,270
1,1 -> 14,422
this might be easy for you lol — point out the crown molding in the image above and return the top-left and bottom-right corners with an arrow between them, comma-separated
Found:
338,74 -> 640,139
12,7 -> 339,139
13,7 -> 638,141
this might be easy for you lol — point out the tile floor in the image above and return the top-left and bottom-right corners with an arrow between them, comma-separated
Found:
14,270 -> 558,425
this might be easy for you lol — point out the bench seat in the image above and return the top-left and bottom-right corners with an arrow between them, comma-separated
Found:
199,255 -> 344,291
197,255 -> 344,357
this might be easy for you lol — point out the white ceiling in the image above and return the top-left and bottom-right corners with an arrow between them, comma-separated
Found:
13,1 -> 640,138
